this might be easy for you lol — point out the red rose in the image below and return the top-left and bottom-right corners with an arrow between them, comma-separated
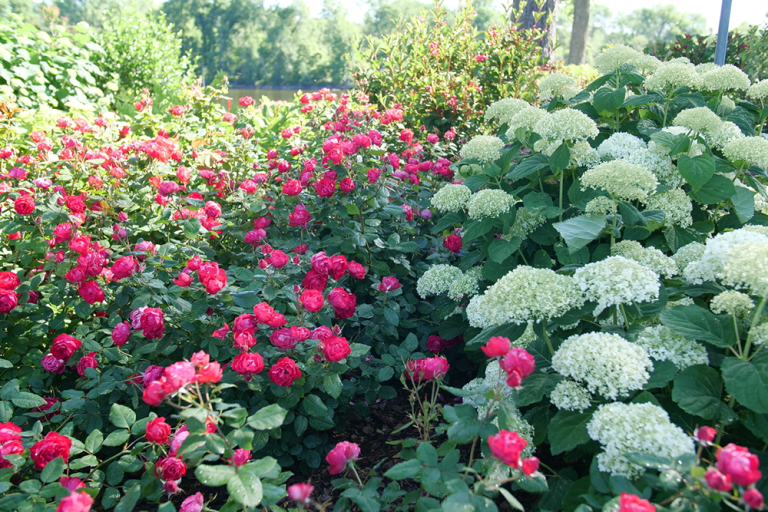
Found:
0,289 -> 18,313
76,352 -> 98,377
174,272 -> 192,287
299,289 -> 324,312
288,483 -> 314,503
269,357 -> 302,386
744,489 -> 764,510
53,223 -> 73,244
444,234 -> 462,254
378,276 -> 401,292
704,468 -> 732,491
487,429 -> 527,468
195,361 -> 223,384
696,426 -> 717,444
289,204 -> 312,228
239,96 -> 254,107
310,252 -> 330,275
51,334 -> 82,361
323,336 -> 351,362
59,477 -> 85,492
406,356 -> 449,381
162,361 -> 196,393
253,302 -> 277,323
269,250 -> 289,269
187,256 -> 202,270
156,456 -> 187,481
325,441 -> 360,475
328,255 -> 348,280
0,272 -> 20,290
111,256 -> 136,280
500,348 -> 535,388
327,287 -> 357,319
30,431 -> 71,470
302,270 -> 328,291
481,336 -> 511,358
41,354 -> 65,373
146,417 -> 172,444
111,321 -> 131,346
282,180 -> 303,196
180,493 -> 204,512
140,308 -> 165,339
78,281 -> 104,304
339,178 -> 355,194
14,195 -> 35,215
367,168 -> 381,183
716,444 -> 762,487
266,312 -> 287,328
204,201 -> 222,219
315,178 -> 336,198
521,457 -> 540,476
142,380 -> 166,406
270,328 -> 298,350
69,236 -> 91,254
618,493 -> 655,512
231,352 -> 265,376
55,490 -> 93,512
347,261 -> 367,279
65,266 -> 87,283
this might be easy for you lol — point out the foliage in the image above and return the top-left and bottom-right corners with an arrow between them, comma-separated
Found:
354,1 -> 546,140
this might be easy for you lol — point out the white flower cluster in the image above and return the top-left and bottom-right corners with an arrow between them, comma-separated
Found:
612,241 -> 678,278
627,145 -> 681,187
460,135 -> 505,163
484,98 -> 530,125
585,196 -> 617,216
643,188 -> 693,228
505,106 -> 548,139
707,121 -> 744,151
747,80 -> 768,102
538,72 -> 580,101
508,207 -> 546,240
534,108 -> 599,142
597,133 -> 647,161
683,227 -> 768,284
574,256 -> 660,315
595,45 -> 660,75
533,139 -> 599,169
644,62 -> 702,91
723,137 -> 768,170
695,63 -> 718,75
751,324 -> 768,346
552,332 -> 652,400
671,242 -> 705,275
447,267 -> 483,301
672,107 -> 723,135
635,325 -> 709,369
430,184 -> 472,213
581,160 -> 658,202
416,264 -> 464,298
466,266 -> 584,327
701,64 -> 751,92
710,290 -> 754,317
587,402 -> 695,477
466,189 -> 514,219
551,380 -> 592,412
722,239 -> 768,297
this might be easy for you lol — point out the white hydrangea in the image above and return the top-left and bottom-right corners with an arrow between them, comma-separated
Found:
751,324 -> 768,346
467,266 -> 584,327
430,184 -> 472,213
460,135 -> 505,162
644,62 -> 703,91
629,146 -> 682,187
466,294 -> 491,328
505,106 -> 547,139
635,325 -> 709,369
466,189 -> 514,219
538,72 -> 578,101
710,290 -> 755,317
508,207 -> 546,240
551,380 -> 592,412
581,160 -> 658,202
643,188 -> 693,228
719,96 -> 736,113
595,45 -> 649,75
484,98 -> 531,124
695,63 -> 718,75
588,402 -> 696,477
417,264 -> 464,298
707,121 -> 744,151
534,109 -> 599,142
684,228 -> 768,284
722,239 -> 768,296
747,80 -> 768,102
574,256 -> 660,315
447,267 -> 483,301
612,241 -> 678,278
673,107 -> 723,136
597,133 -> 647,161
585,196 -> 617,216
723,137 -> 768,170
552,332 -> 652,399
701,64 -> 751,91
533,139 -> 599,169
671,242 -> 705,275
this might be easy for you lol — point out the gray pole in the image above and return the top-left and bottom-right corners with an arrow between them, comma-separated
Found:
714,0 -> 732,65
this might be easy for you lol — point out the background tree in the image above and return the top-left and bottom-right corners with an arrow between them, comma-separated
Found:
513,0 -> 560,60
567,0 -> 589,64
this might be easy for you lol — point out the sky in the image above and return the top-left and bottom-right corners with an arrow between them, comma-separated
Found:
295,0 -> 767,30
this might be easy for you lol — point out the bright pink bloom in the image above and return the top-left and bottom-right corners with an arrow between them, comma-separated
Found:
487,430 -> 527,468
287,483 -> 314,503
76,352 -> 98,377
406,357 -> 449,381
500,348 -> 535,388
717,444 -> 762,487
146,417 -> 172,444
326,441 -> 360,475
744,489 -> 764,509
30,432 -> 71,470
55,490 -> 93,512
705,468 -> 732,492
268,357 -> 302,386
180,493 -> 204,512
300,289 -> 324,312
378,276 -> 401,292
618,493 -> 655,512
481,336 -> 511,358
323,336 -> 351,362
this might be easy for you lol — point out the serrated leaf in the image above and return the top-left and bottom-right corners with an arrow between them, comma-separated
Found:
323,373 -> 343,399
195,465 -> 236,486
548,409 -> 593,455
247,404 -> 287,430
488,237 -> 521,264
678,154 -> 715,192
227,472 -> 263,508
553,215 -> 607,253
109,404 -> 136,429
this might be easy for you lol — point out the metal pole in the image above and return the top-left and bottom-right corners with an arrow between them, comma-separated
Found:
714,0 -> 732,65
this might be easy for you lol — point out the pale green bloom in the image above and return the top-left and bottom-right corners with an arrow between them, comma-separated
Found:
708,121 -> 744,151
632,145 -> 682,187
711,290 -> 755,318
430,184 -> 472,213
643,188 -> 693,228
509,207 -> 546,240
644,62 -> 702,91
723,137 -> 768,170
597,133 -> 647,161
551,380 -> 591,412
612,241 -> 677,278
538,72 -> 578,101
595,45 -> 655,74
574,256 -> 660,314
684,228 -> 768,284
671,242 -> 705,275
417,264 -> 463,298
534,108 -> 599,142
467,189 -> 514,219
581,160 -> 658,201
747,80 -> 768,102
701,64 -> 750,91
635,325 -> 709,369
484,98 -> 531,125
585,196 -> 617,216
723,239 -> 768,296
673,107 -> 723,135
505,106 -> 547,139
447,267 -> 483,301
460,135 -> 505,162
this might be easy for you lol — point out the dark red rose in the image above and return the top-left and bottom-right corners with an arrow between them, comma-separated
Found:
78,281 -> 104,304
323,336 -> 351,362
30,432 -> 71,470
299,289 -> 324,312
302,270 -> 328,291
328,255 -> 348,280
269,357 -> 302,386
14,195 -> 35,215
327,288 -> 357,319
444,234 -> 462,254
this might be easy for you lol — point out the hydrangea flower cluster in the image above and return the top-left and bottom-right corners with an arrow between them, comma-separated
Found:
597,132 -> 647,161
430,183 -> 472,213
447,267 -> 483,301
701,64 -> 751,92
723,137 -> 768,170
643,188 -> 693,228
722,239 -> 768,297
466,266 -> 584,327
634,325 -> 709,369
585,196 -> 617,216
551,332 -> 652,400
672,107 -> 723,135
505,106 -> 547,139
747,79 -> 768,102
460,135 -> 505,162
416,264 -> 464,298
707,121 -> 745,151
710,290 -> 755,318
594,45 -> 660,75
644,62 -> 702,91
550,379 -> 592,412
683,227 -> 768,284
538,72 -> 580,101
573,256 -> 660,315
508,207 -> 546,241
581,160 -> 658,202
626,145 -> 681,187
612,241 -> 678,278
534,108 -> 599,143
587,402 -> 695,477
484,98 -> 530,125
672,242 -> 706,275
466,189 -> 514,219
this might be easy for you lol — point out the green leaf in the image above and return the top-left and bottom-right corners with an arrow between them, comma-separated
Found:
722,352 -> 768,414
677,154 -> 715,192
103,429 -> 130,447
508,153 -> 549,180
115,483 -> 141,512
524,191 -> 563,219
85,429 -> 103,454
247,404 -> 288,430
488,237 -> 521,264
416,442 -> 439,466
384,459 -> 421,480
40,457 -> 64,483
227,471 -> 263,508
517,473 -> 549,493
672,365 -> 733,421
463,174 -> 489,192
510,372 -> 556,407
446,418 -> 480,444
548,409 -> 593,455
182,217 -> 201,238
302,395 -> 328,417
195,465 -> 236,486
109,404 -> 136,429
11,391 -> 46,408
730,186 -> 755,223
498,488 -> 524,511
623,452 -> 670,469
323,373 -> 343,399
553,215 -> 607,253
618,202 -> 647,227
462,218 -> 496,243
689,175 -> 736,204
659,305 -> 737,348
549,143 -> 571,175
231,291 -> 260,308
593,86 -> 626,116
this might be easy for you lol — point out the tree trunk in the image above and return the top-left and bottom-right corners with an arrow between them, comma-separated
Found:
567,0 -> 590,65
514,0 -> 560,62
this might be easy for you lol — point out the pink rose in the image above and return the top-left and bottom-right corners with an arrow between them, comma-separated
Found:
326,441 -> 360,475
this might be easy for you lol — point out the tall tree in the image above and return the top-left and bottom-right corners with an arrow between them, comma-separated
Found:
567,0 -> 589,64
514,0 -> 560,60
